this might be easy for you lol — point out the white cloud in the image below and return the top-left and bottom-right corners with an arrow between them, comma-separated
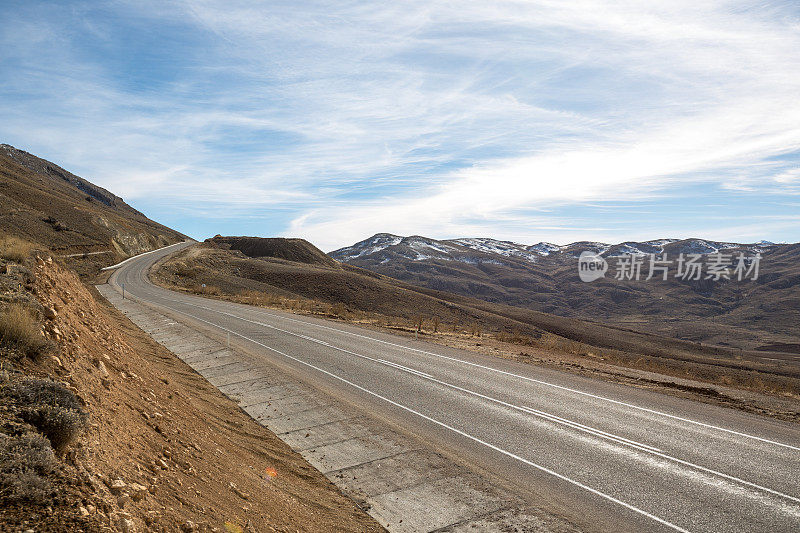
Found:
1,1 -> 798,248
278,1 -> 800,248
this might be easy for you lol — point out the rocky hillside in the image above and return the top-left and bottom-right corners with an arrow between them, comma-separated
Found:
0,144 -> 186,275
0,239 -> 382,532
331,234 -> 800,350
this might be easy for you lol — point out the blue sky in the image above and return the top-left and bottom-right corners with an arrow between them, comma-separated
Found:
1,1 -> 799,251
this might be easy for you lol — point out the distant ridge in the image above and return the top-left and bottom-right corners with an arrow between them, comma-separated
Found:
332,234 -> 779,264
330,233 -> 800,350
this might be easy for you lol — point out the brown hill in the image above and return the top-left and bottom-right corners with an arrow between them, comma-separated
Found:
154,240 -> 800,414
208,235 -> 338,268
331,234 -> 800,351
0,144 -> 186,275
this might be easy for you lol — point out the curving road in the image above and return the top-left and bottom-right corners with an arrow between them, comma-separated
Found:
106,241 -> 800,533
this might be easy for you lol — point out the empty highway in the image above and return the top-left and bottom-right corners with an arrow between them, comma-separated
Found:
105,242 -> 800,533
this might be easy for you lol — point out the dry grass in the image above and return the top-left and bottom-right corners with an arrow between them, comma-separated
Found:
3,376 -> 88,454
0,304 -> 52,358
0,432 -> 57,503
0,236 -> 35,263
172,262 -> 200,279
328,302 -> 348,318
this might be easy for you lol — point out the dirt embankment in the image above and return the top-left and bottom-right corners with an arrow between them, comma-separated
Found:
0,246 -> 383,532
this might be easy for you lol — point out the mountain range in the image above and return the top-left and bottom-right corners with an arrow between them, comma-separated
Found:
331,234 -> 800,351
332,233 -> 778,263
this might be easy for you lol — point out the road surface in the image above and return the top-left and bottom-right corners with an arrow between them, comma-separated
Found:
106,241 -> 800,533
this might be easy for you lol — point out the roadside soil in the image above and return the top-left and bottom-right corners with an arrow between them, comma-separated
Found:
1,252 -> 384,532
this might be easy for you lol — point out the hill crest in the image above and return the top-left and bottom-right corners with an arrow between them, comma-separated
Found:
207,235 -> 339,268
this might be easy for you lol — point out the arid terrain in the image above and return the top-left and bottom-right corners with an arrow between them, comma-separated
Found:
0,150 -> 383,532
153,237 -> 800,421
0,144 -> 185,277
331,234 -> 800,351
2,147 -> 798,532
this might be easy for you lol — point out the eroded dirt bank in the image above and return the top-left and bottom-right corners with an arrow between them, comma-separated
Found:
0,247 -> 383,532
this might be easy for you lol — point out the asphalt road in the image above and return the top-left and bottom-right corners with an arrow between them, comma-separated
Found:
108,242 -> 800,533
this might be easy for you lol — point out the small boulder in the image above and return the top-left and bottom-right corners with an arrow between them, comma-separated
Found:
129,483 -> 148,502
228,482 -> 250,500
118,517 -> 136,533
180,520 -> 198,532
109,479 -> 126,494
117,493 -> 132,508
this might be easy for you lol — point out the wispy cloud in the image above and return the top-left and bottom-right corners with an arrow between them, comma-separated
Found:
1,1 -> 798,249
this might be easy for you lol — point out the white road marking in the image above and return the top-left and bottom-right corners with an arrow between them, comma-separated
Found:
204,301 -> 800,452
150,288 -> 800,453
129,289 -> 800,507
518,405 -> 663,453
377,359 -> 433,378
148,304 -> 694,533
101,240 -> 192,271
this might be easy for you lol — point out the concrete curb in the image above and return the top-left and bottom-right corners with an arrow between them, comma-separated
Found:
100,240 -> 195,271
97,284 -> 579,532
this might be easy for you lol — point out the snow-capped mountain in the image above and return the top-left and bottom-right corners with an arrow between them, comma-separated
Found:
526,242 -> 562,256
335,233 -> 404,259
448,238 -> 541,263
330,234 -> 778,264
329,234 -> 799,351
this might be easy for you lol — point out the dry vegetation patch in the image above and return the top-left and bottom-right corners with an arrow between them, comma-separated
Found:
0,304 -> 53,359
0,236 -> 36,263
5,376 -> 89,454
0,432 -> 58,503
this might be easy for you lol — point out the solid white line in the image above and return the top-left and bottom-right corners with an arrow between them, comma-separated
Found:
156,295 -> 662,450
221,305 -> 665,453
58,250 -> 113,258
519,405 -> 663,453
155,292 -> 800,453
206,303 -> 800,452
116,244 -> 799,452
377,358 -> 433,378
138,293 -> 800,506
101,240 -> 192,271
151,305 -> 694,533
